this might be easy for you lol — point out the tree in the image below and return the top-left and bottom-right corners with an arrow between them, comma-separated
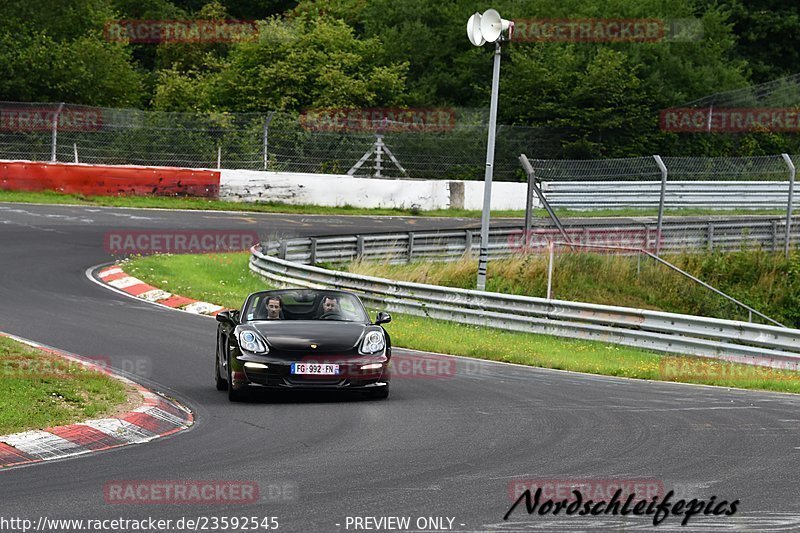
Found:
153,16 -> 409,111
0,0 -> 145,105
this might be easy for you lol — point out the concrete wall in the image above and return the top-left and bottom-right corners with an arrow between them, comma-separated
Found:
220,169 -> 534,211
0,160 -> 535,211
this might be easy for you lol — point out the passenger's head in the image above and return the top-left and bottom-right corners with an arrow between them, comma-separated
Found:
266,296 -> 282,319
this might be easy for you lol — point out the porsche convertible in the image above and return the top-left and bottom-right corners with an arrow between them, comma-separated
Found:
214,288 -> 392,401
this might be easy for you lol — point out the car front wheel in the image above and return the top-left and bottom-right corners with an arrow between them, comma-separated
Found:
227,353 -> 247,402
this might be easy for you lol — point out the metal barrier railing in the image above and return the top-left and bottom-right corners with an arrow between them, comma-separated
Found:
249,244 -> 800,370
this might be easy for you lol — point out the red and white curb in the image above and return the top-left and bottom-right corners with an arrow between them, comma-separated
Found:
96,266 -> 225,316
0,333 -> 193,469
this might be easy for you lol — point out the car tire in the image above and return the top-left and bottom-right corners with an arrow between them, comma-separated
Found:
227,353 -> 246,402
215,352 -> 227,391
366,385 -> 389,400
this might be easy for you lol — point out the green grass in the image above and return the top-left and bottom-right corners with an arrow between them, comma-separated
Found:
123,251 -> 800,394
0,336 -> 130,434
0,189 -> 788,218
347,250 -> 800,327
0,189 -> 521,218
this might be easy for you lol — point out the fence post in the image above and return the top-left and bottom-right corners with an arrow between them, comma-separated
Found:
263,112 -> 275,170
356,235 -> 365,260
546,240 -> 555,299
707,223 -> 714,252
782,153 -> 795,258
523,164 -> 535,237
51,102 -> 64,162
772,220 -> 778,252
217,144 -> 221,169
374,135 -> 384,178
408,232 -> 415,262
73,143 -> 78,163
653,155 -> 668,256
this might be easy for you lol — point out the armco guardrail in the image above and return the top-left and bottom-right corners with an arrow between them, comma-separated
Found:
250,244 -> 800,370
542,181 -> 800,210
265,215 -> 800,265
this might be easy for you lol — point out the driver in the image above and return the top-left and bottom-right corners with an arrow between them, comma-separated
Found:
321,296 -> 340,315
266,296 -> 283,320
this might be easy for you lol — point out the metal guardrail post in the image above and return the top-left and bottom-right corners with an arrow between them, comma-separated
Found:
356,235 -> 365,260
653,155 -> 668,256
408,232 -> 415,262
707,223 -> 714,252
279,240 -> 288,260
772,220 -> 778,252
782,153 -> 795,258
309,238 -> 317,265
465,230 -> 473,255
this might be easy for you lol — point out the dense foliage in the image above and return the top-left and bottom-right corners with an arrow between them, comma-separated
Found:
2,0 -> 799,157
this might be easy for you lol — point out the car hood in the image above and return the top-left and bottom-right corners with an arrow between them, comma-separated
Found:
250,321 -> 368,352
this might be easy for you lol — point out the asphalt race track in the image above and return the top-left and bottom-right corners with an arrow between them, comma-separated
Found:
2,202 -> 800,532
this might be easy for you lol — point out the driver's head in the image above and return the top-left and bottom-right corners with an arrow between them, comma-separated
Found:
322,296 -> 339,313
266,296 -> 282,319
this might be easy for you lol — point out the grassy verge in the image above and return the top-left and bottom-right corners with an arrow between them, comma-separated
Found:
0,336 -> 131,434
123,252 -> 800,394
346,250 -> 800,327
0,189 -> 786,219
0,190 -> 521,218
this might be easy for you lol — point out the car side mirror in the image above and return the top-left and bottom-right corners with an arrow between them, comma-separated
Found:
375,312 -> 391,325
216,310 -> 238,325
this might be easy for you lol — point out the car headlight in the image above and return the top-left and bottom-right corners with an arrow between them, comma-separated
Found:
237,329 -> 269,354
360,330 -> 385,354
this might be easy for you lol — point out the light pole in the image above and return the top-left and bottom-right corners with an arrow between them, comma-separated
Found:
467,9 -> 513,291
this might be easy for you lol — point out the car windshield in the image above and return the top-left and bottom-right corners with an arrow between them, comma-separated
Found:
242,290 -> 370,322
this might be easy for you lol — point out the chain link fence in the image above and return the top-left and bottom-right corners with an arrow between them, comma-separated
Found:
521,153 -> 799,259
0,101 -> 565,181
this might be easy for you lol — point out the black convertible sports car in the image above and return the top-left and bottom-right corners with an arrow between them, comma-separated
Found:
214,288 -> 392,401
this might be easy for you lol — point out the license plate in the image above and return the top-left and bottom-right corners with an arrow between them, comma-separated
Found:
291,363 -> 339,375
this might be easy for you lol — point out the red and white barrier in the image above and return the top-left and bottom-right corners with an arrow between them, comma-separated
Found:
0,160 -> 534,210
